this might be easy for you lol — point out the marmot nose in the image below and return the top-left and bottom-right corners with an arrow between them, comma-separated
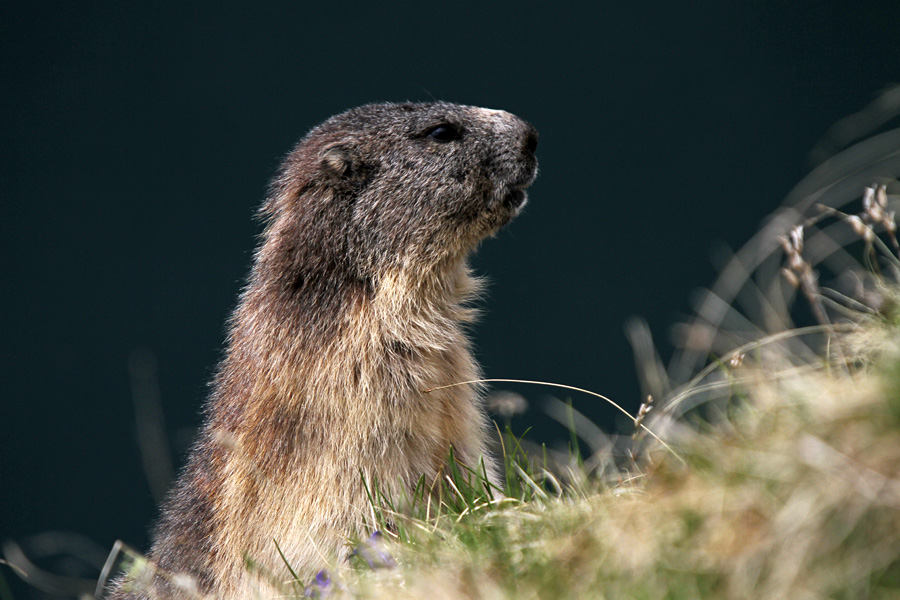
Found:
523,126 -> 538,155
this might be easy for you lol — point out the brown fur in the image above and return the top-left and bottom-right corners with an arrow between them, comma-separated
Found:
110,102 -> 538,599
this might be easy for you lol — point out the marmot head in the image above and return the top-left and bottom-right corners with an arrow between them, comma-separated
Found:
260,102 -> 538,291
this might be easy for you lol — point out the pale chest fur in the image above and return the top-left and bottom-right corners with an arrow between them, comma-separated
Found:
208,265 -> 493,597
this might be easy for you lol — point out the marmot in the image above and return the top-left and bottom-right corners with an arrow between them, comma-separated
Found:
111,102 -> 538,599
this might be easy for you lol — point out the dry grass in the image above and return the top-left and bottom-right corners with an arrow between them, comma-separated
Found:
333,297 -> 900,600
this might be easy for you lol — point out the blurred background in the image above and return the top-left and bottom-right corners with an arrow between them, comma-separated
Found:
2,2 -> 898,597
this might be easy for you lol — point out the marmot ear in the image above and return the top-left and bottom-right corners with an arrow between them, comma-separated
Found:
319,142 -> 374,188
320,143 -> 353,181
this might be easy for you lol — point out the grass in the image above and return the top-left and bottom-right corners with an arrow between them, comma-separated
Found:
318,320 -> 900,599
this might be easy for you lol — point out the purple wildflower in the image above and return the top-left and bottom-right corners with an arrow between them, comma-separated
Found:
303,568 -> 332,598
350,531 -> 396,569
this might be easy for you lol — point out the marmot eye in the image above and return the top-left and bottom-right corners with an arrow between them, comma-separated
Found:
426,124 -> 461,142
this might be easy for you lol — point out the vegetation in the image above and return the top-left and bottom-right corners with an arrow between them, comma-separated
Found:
330,299 -> 900,599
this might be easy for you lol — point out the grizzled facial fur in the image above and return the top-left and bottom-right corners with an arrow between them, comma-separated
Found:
262,102 -> 538,286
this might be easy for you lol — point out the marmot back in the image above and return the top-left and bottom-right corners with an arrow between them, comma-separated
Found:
110,102 -> 538,600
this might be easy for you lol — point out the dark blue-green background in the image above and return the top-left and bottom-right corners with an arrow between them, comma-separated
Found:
2,2 -> 897,597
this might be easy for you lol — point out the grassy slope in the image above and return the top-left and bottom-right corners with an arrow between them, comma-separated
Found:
335,315 -> 900,600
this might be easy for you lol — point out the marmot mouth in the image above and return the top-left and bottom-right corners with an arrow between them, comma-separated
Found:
503,188 -> 528,210
492,164 -> 536,215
